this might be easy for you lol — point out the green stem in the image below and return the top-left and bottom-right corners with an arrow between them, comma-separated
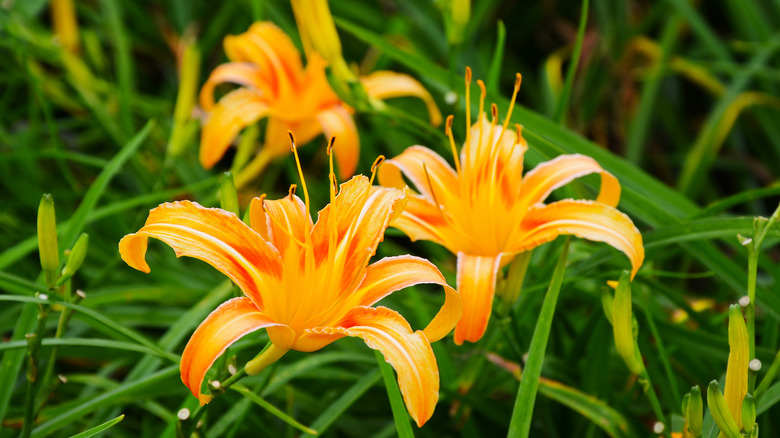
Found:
640,371 -> 671,438
36,281 -> 72,409
754,348 -> 780,402
746,246 -> 758,392
235,147 -> 274,190
642,305 -> 682,408
507,238 -> 570,437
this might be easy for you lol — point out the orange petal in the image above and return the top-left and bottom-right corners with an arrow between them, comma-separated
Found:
378,146 -> 458,207
316,105 -> 360,180
119,201 -> 281,310
199,62 -> 265,112
351,255 -> 461,342
388,194 -> 455,249
460,115 -> 521,180
223,22 -> 302,98
180,297 -> 293,404
338,306 -> 439,427
515,200 -> 644,277
248,194 -> 312,257
453,253 -> 503,345
311,177 -> 407,293
262,117 -> 325,158
519,154 -> 621,209
200,88 -> 269,169
361,71 -> 443,126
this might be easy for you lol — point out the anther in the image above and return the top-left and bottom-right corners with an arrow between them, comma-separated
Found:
465,66 -> 472,84
288,131 -> 297,152
514,72 -> 522,90
327,136 -> 336,155
491,103 -> 498,121
445,115 -> 454,136
288,184 -> 297,198
371,156 -> 385,173
445,115 -> 462,174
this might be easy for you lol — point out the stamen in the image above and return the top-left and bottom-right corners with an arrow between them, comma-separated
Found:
261,198 -> 311,250
496,73 -> 522,147
288,184 -> 297,198
288,131 -> 310,216
445,115 -> 462,174
477,79 -> 486,145
369,155 -> 385,186
327,136 -> 337,204
488,103 -> 498,150
423,163 -> 448,222
465,67 -> 472,147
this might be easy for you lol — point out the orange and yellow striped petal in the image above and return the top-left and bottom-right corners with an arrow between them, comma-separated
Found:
248,194 -> 312,256
361,71 -> 443,126
338,306 -> 440,427
118,201 -> 281,309
519,154 -> 621,209
311,178 -> 407,292
378,146 -> 459,206
316,105 -> 360,180
180,297 -> 293,404
199,62 -> 264,111
515,200 -> 644,278
223,22 -> 302,97
351,255 -> 461,342
453,253 -> 503,345
389,195 -> 455,249
200,88 -> 269,169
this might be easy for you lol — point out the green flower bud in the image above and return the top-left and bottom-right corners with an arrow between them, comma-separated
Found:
687,385 -> 703,437
57,233 -> 88,285
220,172 -> 240,216
612,270 -> 644,375
681,393 -> 690,421
37,194 -> 59,288
742,393 -> 756,436
706,380 -> 741,438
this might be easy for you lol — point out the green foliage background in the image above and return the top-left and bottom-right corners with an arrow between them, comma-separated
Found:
1,0 -> 780,437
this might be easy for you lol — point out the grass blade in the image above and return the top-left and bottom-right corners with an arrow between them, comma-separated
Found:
553,0 -> 589,124
301,369 -> 381,437
375,350 -> 415,437
66,414 -> 124,438
508,238 -> 570,437
229,384 -> 317,435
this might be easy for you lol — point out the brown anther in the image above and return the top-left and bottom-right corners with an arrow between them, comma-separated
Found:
445,115 -> 454,135
288,184 -> 297,197
465,66 -> 472,84
371,155 -> 385,173
287,130 -> 297,151
491,103 -> 498,121
327,136 -> 336,155
514,73 -> 522,90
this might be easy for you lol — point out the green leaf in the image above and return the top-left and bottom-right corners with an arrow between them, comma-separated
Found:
31,366 -> 178,438
300,369 -> 381,438
375,350 -> 415,437
230,384 -> 317,435
66,415 -> 125,438
59,120 -> 154,253
508,238 -> 570,437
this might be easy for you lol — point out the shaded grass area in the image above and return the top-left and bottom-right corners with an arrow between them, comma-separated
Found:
2,0 -> 780,437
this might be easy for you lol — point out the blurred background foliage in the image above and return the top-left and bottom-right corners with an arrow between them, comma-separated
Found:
1,0 -> 780,437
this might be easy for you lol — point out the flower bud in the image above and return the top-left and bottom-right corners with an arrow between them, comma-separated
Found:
220,172 -> 240,216
707,380 -> 741,438
57,233 -> 88,285
681,393 -> 690,421
612,271 -> 644,375
687,385 -> 702,437
724,304 -> 749,429
38,194 -> 60,288
742,393 -> 756,436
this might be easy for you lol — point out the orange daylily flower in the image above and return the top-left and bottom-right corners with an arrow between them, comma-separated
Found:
378,69 -> 644,344
119,140 -> 460,427
199,21 -> 441,184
